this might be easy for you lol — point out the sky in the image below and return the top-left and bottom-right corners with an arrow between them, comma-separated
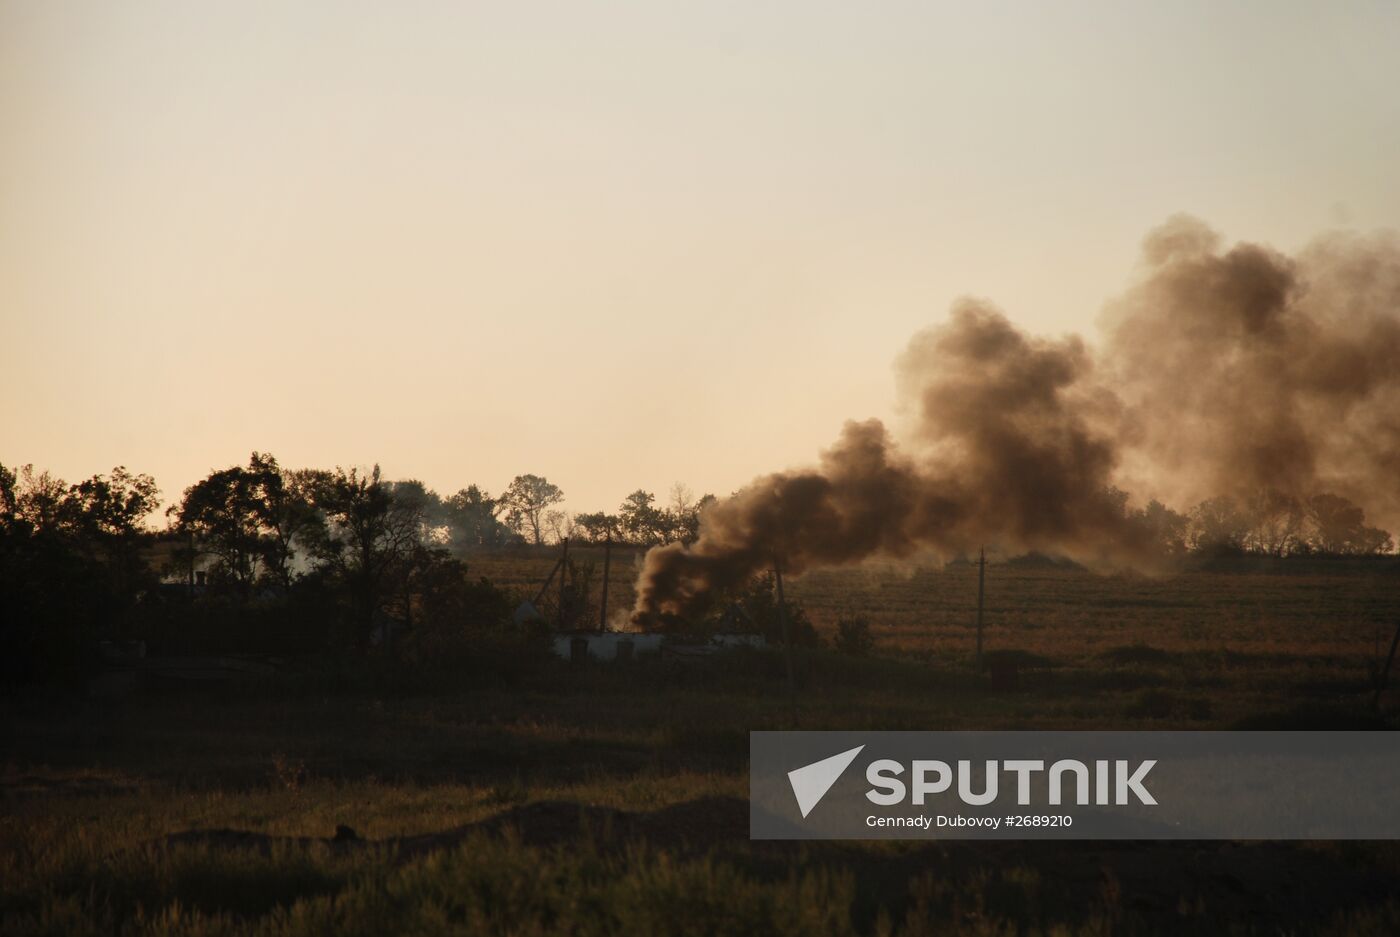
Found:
3,1 -> 1399,516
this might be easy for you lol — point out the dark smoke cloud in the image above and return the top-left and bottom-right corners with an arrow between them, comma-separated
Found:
631,302 -> 1159,623
631,217 -> 1400,624
1105,215 -> 1400,530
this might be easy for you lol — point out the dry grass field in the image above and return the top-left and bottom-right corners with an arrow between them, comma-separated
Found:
474,545 -> 1400,658
4,552 -> 1400,935
476,546 -> 1400,727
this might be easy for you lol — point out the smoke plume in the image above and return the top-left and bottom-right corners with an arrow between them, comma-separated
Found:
631,217 -> 1400,625
1105,216 -> 1400,527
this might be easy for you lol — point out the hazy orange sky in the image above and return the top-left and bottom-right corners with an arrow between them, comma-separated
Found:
4,2 -> 1398,515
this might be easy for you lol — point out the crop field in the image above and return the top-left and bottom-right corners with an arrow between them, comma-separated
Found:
4,555 -> 1400,935
474,546 -> 1400,656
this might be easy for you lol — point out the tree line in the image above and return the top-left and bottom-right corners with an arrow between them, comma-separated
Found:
2,453 -> 1392,686
0,454 -> 715,685
1124,489 -> 1392,558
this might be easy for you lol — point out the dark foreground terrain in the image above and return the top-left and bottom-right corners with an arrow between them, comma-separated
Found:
4,559 -> 1400,935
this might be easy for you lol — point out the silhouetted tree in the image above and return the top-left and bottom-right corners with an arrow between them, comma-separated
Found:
383,479 -> 449,544
668,487 -> 714,545
410,556 -> 512,636
501,474 -> 563,545
175,463 -> 267,592
708,572 -> 819,646
249,454 -> 322,590
1304,493 -> 1392,555
62,467 -> 161,621
307,465 -> 424,643
1130,498 -> 1189,556
543,509 -> 574,543
618,489 -> 666,544
0,462 -> 127,683
2,465 -> 162,666
1187,495 -> 1250,554
9,464 -> 68,531
1244,489 -> 1304,557
572,511 -> 620,543
443,485 -> 514,549
172,453 -> 322,594
0,464 -> 14,520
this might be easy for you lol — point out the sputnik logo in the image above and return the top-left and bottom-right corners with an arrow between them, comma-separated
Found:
787,745 -> 865,818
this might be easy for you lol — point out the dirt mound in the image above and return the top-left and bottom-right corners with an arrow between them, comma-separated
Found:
160,795 -> 750,859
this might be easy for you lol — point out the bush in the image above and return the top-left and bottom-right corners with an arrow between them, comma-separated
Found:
718,573 -> 822,648
834,617 -> 874,657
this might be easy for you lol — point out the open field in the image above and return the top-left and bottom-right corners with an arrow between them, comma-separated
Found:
4,557 -> 1400,934
476,546 -> 1400,655
479,547 -> 1400,726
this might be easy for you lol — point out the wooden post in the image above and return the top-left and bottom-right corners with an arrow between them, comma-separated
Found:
1374,621 -> 1400,711
598,529 -> 612,632
188,529 -> 196,599
976,546 -> 986,669
773,553 -> 797,707
556,537 -> 570,630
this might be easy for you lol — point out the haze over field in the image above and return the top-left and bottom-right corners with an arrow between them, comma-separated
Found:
4,2 -> 1400,516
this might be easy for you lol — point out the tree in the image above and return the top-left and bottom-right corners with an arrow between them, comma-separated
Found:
501,474 -> 563,545
175,463 -> 267,592
1304,493 -> 1392,555
0,462 -> 129,684
704,572 -> 820,646
618,489 -> 666,545
572,511 -> 620,543
444,485 -> 514,549
544,509 -> 575,544
1187,495 -> 1250,554
53,467 -> 161,640
665,484 -> 713,544
383,479 -> 449,545
608,484 -> 711,545
249,454 -> 322,590
1244,489 -> 1303,557
407,555 -> 512,639
307,465 -> 425,642
1130,498 -> 1188,556
9,465 -> 68,532
664,482 -> 694,542
174,453 -> 326,593
0,463 -> 14,522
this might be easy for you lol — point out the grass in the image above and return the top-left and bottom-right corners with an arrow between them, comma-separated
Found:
4,556 -> 1400,934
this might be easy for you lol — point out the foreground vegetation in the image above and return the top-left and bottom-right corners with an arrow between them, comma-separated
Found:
6,558 -> 1400,935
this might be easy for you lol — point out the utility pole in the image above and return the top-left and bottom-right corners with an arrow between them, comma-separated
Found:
598,528 -> 612,632
773,552 -> 797,709
976,546 -> 986,669
556,537 -> 570,630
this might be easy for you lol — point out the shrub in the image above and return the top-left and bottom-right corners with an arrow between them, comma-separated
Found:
730,573 -> 822,648
834,617 -> 874,657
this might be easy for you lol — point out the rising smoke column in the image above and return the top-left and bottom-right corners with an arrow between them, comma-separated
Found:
631,217 -> 1400,625
1103,215 -> 1400,532
632,302 -> 1157,624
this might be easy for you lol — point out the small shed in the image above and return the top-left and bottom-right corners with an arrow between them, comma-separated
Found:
552,632 -> 664,662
